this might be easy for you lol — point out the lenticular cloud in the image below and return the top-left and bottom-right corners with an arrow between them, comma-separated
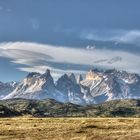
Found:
0,42 -> 140,77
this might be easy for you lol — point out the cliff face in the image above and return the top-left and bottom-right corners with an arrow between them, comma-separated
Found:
86,70 -> 102,81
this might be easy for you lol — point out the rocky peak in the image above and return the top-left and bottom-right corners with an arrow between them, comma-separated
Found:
105,69 -> 118,75
7,81 -> 18,88
41,69 -> 51,78
56,74 -> 70,84
26,72 -> 40,78
0,81 -> 16,89
40,69 -> 55,88
0,81 -> 17,99
40,69 -> 54,83
69,73 -> 77,84
86,69 -> 101,81
56,74 -> 74,93
77,74 -> 83,84
45,69 -> 51,75
104,69 -> 140,84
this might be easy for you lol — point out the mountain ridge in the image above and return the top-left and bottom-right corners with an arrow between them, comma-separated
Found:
1,68 -> 140,105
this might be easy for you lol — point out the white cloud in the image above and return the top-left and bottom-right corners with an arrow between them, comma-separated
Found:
80,29 -> 140,46
118,30 -> 140,45
0,42 -> 140,79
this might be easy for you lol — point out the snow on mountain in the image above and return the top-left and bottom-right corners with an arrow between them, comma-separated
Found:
77,74 -> 83,84
80,69 -> 140,104
3,70 -> 66,102
0,81 -> 17,99
2,68 -> 140,105
56,73 -> 85,105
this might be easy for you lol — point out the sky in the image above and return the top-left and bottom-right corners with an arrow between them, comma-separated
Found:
0,0 -> 140,82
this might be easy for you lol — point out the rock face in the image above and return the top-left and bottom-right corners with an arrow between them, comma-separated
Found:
4,70 -> 66,103
0,81 -> 17,99
69,73 -> 77,84
80,69 -> 140,104
2,68 -> 140,105
77,74 -> 83,84
56,74 -> 85,105
86,69 -> 102,81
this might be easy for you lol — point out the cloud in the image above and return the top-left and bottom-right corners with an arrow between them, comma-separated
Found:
118,30 -> 140,45
0,42 -> 140,79
80,29 -> 140,46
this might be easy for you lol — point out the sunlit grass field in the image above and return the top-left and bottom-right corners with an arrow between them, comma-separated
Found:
0,117 -> 140,140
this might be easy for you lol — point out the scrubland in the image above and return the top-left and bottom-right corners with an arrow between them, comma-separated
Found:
0,117 -> 140,140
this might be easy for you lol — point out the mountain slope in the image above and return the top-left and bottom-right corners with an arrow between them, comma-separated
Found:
79,69 -> 140,104
4,70 -> 66,102
0,81 -> 17,99
56,74 -> 85,105
0,98 -> 140,117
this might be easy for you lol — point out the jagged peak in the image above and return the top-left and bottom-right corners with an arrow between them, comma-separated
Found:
86,69 -> 101,80
105,68 -> 118,74
44,69 -> 51,75
56,74 -> 73,86
60,74 -> 69,80
40,69 -> 53,79
7,81 -> 18,87
69,73 -> 75,77
26,72 -> 41,78
63,73 -> 68,77
77,74 -> 83,84
69,73 -> 76,84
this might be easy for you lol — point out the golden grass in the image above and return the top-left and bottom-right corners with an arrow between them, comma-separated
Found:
0,116 -> 140,140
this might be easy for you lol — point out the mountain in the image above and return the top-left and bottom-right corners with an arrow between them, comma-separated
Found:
80,69 -> 140,104
2,68 -> 140,105
4,70 -> 67,103
77,74 -> 83,84
0,98 -> 140,117
0,81 -> 17,99
56,74 -> 85,105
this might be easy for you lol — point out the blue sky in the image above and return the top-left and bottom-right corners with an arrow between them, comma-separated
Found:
0,0 -> 140,82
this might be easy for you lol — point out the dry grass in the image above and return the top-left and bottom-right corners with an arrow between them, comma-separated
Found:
0,116 -> 140,140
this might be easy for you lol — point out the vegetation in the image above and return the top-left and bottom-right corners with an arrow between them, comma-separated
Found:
0,98 -> 140,117
0,99 -> 140,139
0,117 -> 140,140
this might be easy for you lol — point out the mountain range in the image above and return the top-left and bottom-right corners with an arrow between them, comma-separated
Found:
1,68 -> 140,105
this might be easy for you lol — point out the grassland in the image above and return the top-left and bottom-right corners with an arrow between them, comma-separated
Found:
0,117 -> 140,140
